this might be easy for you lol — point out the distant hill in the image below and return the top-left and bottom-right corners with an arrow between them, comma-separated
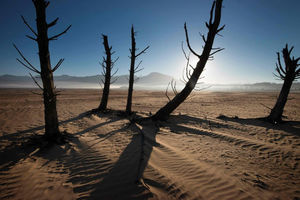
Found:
0,73 -> 299,91
0,72 -> 176,90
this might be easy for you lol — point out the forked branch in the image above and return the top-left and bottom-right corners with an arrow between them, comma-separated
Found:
49,25 -> 72,40
48,17 -> 59,28
52,59 -> 64,72
13,44 -> 40,74
29,73 -> 43,90
184,23 -> 201,58
21,15 -> 37,37
136,46 -> 150,57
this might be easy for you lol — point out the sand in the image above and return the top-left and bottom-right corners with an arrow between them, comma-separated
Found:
0,89 -> 299,200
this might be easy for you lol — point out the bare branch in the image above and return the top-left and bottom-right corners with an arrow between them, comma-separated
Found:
111,78 -> 118,84
111,57 -> 119,70
45,1 -> 50,7
189,64 -> 195,70
111,76 -> 119,84
135,60 -> 143,71
136,46 -> 150,57
102,56 -> 106,63
111,68 -> 119,77
135,68 -> 144,73
184,23 -> 201,58
201,34 -> 206,43
112,56 -> 119,64
205,22 -> 210,29
49,25 -> 71,40
209,48 -> 224,57
26,35 -> 37,41
16,58 -> 38,74
48,17 -> 59,28
100,77 -> 105,85
217,24 -> 225,33
275,65 -> 285,79
185,62 -> 191,80
29,73 -> 43,91
288,46 -> 294,55
181,41 -> 189,60
181,44 -> 193,84
273,72 -> 284,80
165,82 -> 171,102
209,0 -> 216,26
277,52 -> 286,74
52,58 -> 64,72
171,79 -> 178,95
13,44 -> 40,74
21,15 -> 37,37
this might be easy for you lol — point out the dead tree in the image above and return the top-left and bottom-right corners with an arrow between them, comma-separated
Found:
98,34 -> 118,111
151,0 -> 224,121
267,44 -> 300,123
126,25 -> 150,115
14,0 -> 71,141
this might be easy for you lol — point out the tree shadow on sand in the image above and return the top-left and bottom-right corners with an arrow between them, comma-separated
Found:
30,112 -> 158,200
216,114 -> 300,137
66,113 -> 240,199
0,110 -> 120,171
6,111 -> 297,199
83,122 -> 157,200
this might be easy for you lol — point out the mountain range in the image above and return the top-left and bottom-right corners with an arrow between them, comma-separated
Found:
0,72 -> 299,91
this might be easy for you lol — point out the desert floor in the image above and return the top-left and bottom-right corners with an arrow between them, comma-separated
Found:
0,89 -> 299,200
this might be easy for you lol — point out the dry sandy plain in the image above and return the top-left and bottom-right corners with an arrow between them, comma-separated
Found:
0,89 -> 299,200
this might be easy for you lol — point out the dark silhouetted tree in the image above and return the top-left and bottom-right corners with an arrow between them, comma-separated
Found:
267,44 -> 300,123
151,0 -> 224,121
98,34 -> 118,111
14,0 -> 71,141
126,25 -> 149,115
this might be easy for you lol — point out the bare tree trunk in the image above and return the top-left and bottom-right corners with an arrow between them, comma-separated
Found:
268,77 -> 293,123
152,0 -> 224,121
267,44 -> 300,123
126,31 -> 135,114
126,26 -> 149,115
34,0 -> 60,140
14,0 -> 71,141
98,35 -> 112,111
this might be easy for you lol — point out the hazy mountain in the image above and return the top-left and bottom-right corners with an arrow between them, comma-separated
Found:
0,72 -> 175,90
0,73 -> 299,91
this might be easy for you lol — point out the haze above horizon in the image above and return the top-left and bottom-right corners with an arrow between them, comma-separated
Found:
1,0 -> 300,84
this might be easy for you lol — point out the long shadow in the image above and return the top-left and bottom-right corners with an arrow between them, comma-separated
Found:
1,108 -> 158,199
171,114 -> 236,130
85,120 -> 159,200
0,110 -> 115,170
1,110 -> 93,140
85,114 -> 249,199
3,112 -> 299,199
160,115 -> 229,138
83,113 -> 243,199
5,111 -> 124,200
217,115 -> 300,137
33,117 -> 157,199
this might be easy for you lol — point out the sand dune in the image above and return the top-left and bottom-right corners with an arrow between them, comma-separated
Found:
0,89 -> 299,199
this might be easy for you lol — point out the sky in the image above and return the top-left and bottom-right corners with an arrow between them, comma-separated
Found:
0,0 -> 300,84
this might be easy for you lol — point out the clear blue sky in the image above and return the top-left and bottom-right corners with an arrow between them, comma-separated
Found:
1,0 -> 300,84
